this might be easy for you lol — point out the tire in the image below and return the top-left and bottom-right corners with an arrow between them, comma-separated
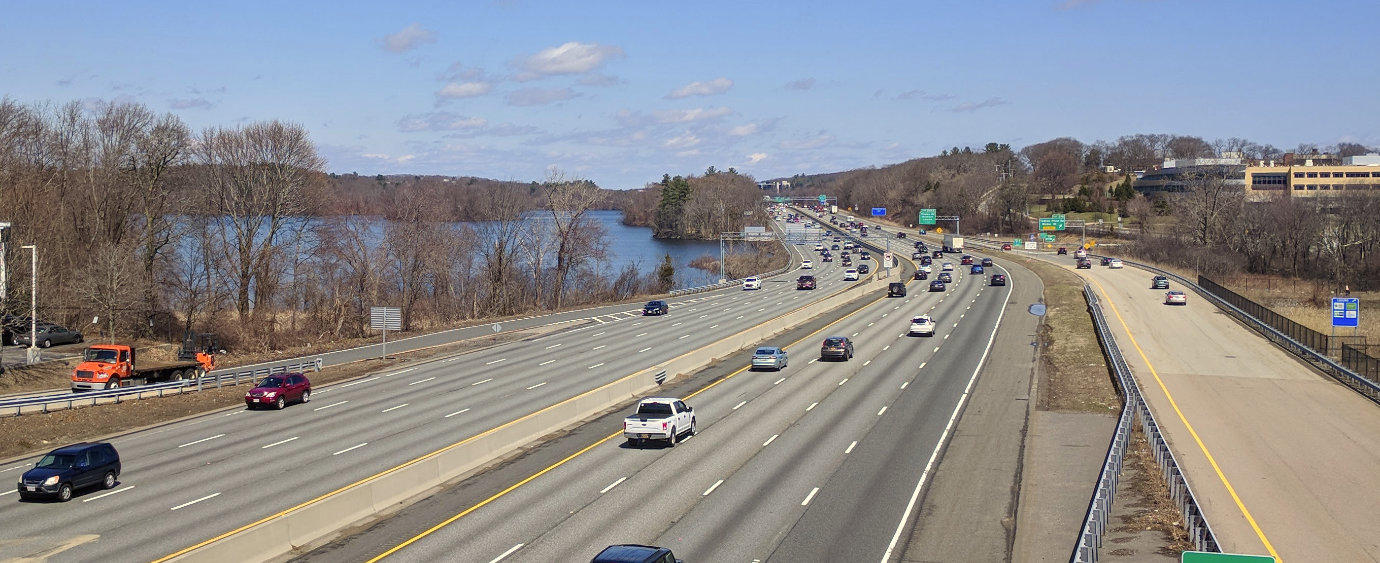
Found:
689,418 -> 697,436
190,367 -> 205,380
667,427 -> 677,447
300,390 -> 311,404
40,339 -> 51,348
103,471 -> 116,489
275,396 -> 286,410
57,483 -> 72,502
104,379 -> 119,390
170,370 -> 184,382
75,335 -> 83,344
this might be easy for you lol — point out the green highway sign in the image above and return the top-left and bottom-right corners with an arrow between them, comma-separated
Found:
1039,216 -> 1066,231
1040,233 -> 1057,242
818,194 -> 827,204
774,197 -> 787,203
919,208 -> 937,225
1181,552 -> 1275,563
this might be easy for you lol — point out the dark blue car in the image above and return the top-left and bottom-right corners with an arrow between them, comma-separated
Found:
18,442 -> 121,502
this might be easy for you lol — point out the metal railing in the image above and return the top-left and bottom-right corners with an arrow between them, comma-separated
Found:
1074,285 -> 1219,562
0,358 -> 322,417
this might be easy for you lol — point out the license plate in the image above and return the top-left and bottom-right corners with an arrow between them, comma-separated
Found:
26,486 -> 37,491
251,398 -> 261,403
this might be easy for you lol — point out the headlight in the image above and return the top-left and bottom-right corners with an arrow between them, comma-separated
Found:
262,391 -> 276,397
43,476 -> 60,486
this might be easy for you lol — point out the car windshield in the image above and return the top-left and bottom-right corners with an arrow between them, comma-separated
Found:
36,453 -> 76,469
755,348 -> 776,355
824,338 -> 845,346
259,376 -> 286,388
85,348 -> 118,362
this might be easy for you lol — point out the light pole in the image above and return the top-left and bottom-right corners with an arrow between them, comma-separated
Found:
20,245 -> 36,365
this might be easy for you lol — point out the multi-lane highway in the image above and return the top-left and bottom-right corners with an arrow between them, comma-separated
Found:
294,243 -> 1014,562
0,218 -> 892,562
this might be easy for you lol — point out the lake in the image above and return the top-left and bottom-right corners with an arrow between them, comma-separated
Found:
585,210 -> 722,289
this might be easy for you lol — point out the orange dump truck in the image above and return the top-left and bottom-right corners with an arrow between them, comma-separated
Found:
71,333 -> 217,392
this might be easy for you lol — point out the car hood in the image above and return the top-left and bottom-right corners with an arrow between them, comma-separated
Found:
247,387 -> 286,394
22,466 -> 70,481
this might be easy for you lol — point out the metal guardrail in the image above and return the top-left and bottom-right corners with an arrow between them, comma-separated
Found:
0,358 -> 323,417
1074,285 -> 1219,562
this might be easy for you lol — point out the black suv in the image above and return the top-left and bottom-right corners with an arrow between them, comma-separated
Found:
591,544 -> 683,563
642,300 -> 668,316
888,282 -> 907,297
858,264 -> 871,274
990,274 -> 1007,286
18,442 -> 121,502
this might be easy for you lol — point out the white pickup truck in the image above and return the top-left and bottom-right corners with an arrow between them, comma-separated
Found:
624,397 -> 696,447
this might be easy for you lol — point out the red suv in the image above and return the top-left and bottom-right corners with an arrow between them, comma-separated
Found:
245,373 -> 312,410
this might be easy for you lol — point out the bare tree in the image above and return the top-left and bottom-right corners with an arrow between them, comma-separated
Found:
542,169 -> 606,309
1177,168 -> 1243,246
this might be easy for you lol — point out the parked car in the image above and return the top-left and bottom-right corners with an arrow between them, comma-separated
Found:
1165,291 -> 1188,305
750,346 -> 788,371
1151,275 -> 1170,289
929,280 -> 946,292
913,270 -> 928,280
18,442 -> 121,502
938,272 -> 953,283
591,544 -> 683,563
981,257 -> 994,267
990,274 -> 1007,286
642,300 -> 669,315
797,275 -> 816,290
1057,247 -> 1068,255
742,276 -> 761,290
14,324 -> 83,348
820,336 -> 854,361
1076,259 -> 1092,269
857,264 -> 870,274
623,398 -> 695,447
1001,243 -> 1013,251
970,265 -> 985,274
245,373 -> 312,410
801,259 -> 813,269
843,268 -> 859,281
888,282 -> 907,297
909,315 -> 937,336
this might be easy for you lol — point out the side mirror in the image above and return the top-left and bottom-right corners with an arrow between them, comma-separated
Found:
686,406 -> 693,412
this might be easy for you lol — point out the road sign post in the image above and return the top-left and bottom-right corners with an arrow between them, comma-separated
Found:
370,306 -> 402,359
871,207 -> 886,217
1332,297 -> 1359,336
1038,216 -> 1066,231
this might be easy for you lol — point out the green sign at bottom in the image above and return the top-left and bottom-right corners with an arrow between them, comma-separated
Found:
1181,552 -> 1275,563
1041,233 -> 1056,242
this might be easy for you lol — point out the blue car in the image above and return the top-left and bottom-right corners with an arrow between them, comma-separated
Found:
970,265 -> 984,274
18,442 -> 121,502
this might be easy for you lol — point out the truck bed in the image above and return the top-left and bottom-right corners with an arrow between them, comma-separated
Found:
130,359 -> 202,374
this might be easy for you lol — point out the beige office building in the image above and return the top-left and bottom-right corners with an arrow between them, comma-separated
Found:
1245,154 -> 1380,201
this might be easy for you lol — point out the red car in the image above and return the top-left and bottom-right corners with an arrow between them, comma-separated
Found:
960,255 -> 974,265
245,372 -> 312,410
1001,243 -> 1013,251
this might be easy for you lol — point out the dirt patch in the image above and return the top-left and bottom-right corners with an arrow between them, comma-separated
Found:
1111,427 -> 1195,557
1022,258 -> 1120,414
0,325 -> 570,461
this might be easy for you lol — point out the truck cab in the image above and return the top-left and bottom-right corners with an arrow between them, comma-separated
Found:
71,345 -> 136,391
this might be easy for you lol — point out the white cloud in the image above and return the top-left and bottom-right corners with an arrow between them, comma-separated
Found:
577,73 -> 623,87
398,112 -> 488,132
381,24 -> 435,53
729,123 -> 759,136
396,154 -> 416,163
169,97 -> 215,110
667,77 -> 733,99
950,97 -> 1008,112
515,42 -> 624,79
653,106 -> 733,124
362,153 -> 392,160
746,153 -> 768,164
437,62 -> 490,82
665,132 -> 701,149
506,87 -> 578,107
785,77 -> 816,91
436,81 -> 493,99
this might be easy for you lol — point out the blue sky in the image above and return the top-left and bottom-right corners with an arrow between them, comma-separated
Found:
4,0 -> 1377,189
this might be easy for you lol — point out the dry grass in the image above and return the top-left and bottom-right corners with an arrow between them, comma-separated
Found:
1023,258 -> 1121,414
1114,427 -> 1195,557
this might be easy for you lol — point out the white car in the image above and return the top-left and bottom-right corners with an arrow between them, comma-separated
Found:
1075,249 -> 1088,259
801,260 -> 813,269
1109,259 -> 1123,269
1165,291 -> 1188,305
908,315 -> 936,336
920,264 -> 933,273
843,268 -> 859,281
941,262 -> 954,272
814,244 -> 825,251
742,276 -> 761,290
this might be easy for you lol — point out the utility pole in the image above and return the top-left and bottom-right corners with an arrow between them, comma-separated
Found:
21,245 -> 36,365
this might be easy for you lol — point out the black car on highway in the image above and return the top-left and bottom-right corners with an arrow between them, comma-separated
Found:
858,264 -> 870,274
929,280 -> 946,292
18,442 -> 121,502
990,274 -> 1007,286
642,300 -> 669,315
820,336 -> 854,361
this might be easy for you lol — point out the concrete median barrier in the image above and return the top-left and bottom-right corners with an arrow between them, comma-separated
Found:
167,271 -> 895,563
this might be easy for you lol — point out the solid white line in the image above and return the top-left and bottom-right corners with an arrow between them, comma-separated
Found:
638,347 -> 652,353
314,400 -> 348,411
444,408 -> 470,418
472,378 -> 493,385
408,377 -> 436,386
526,382 -> 547,390
82,485 -> 134,502
383,368 -> 415,377
802,487 -> 820,506
601,477 -> 627,494
485,358 -> 506,365
806,402 -> 818,411
901,381 -> 909,390
381,404 -> 408,413
339,377 -> 376,388
703,479 -> 725,496
845,441 -> 858,454
878,406 -> 888,416
177,434 -> 225,448
170,492 -> 220,511
880,277 -> 1011,563
588,362 -> 605,369
538,359 -> 555,366
333,443 -> 368,456
0,464 -> 29,473
223,410 -> 243,416
489,544 -> 524,563
774,377 -> 786,385
0,489 -> 14,497
262,437 -> 299,449
763,434 -> 779,446
545,343 -> 562,349
733,401 -> 747,410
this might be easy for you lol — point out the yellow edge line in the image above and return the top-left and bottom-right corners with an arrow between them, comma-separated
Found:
365,283 -> 893,560
1086,276 -> 1280,562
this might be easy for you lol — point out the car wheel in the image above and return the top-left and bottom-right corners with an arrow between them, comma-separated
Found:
689,418 -> 697,436
301,389 -> 311,404
170,370 -> 184,381
57,483 -> 72,502
40,339 -> 51,348
104,379 -> 118,390
275,396 -> 286,410
103,471 -> 117,489
667,427 -> 677,447
75,335 -> 83,344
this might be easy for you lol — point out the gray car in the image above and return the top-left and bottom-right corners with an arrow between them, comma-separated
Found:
14,324 -> 83,348
750,346 -> 788,371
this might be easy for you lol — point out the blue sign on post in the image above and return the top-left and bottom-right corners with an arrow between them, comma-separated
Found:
1332,297 -> 1359,327
871,207 -> 886,217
